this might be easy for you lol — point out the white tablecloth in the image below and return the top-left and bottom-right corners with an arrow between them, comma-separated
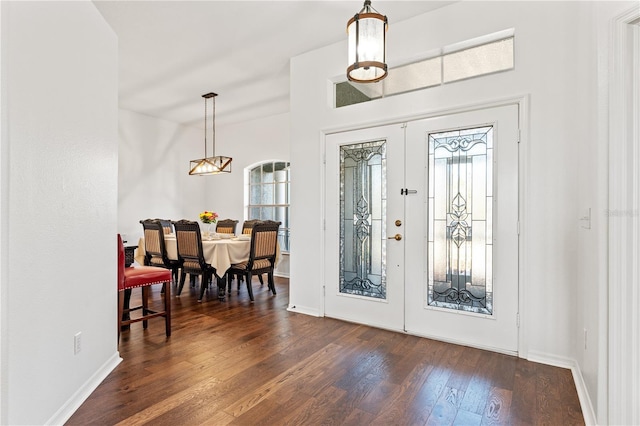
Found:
135,235 -> 254,278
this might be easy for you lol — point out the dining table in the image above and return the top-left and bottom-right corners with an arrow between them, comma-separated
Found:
134,233 -> 278,299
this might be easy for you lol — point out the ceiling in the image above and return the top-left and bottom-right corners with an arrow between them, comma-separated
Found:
94,1 -> 454,128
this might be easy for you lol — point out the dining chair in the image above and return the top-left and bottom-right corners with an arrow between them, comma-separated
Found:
233,220 -> 266,288
172,219 -> 215,302
216,219 -> 239,235
156,218 -> 174,234
227,221 -> 281,301
241,219 -> 262,235
117,234 -> 171,340
140,219 -> 180,285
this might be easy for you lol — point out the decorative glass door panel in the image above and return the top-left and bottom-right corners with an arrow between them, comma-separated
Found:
404,104 -> 519,354
428,126 -> 493,315
340,141 -> 386,300
325,124 -> 405,331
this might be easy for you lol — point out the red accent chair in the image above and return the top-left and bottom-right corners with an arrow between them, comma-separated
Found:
118,234 -> 171,340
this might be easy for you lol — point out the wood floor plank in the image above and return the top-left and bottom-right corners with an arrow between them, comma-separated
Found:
370,361 -> 435,425
284,385 -> 348,425
509,358 -> 537,425
481,386 -> 512,425
425,386 -> 464,426
453,409 -> 484,426
66,277 -> 584,426
224,343 -> 345,417
113,376 -> 223,426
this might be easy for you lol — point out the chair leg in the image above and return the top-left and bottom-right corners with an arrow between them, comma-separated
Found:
118,290 -> 124,341
258,274 -> 264,286
177,271 -> 186,295
246,272 -> 254,301
268,272 -> 276,295
227,273 -> 233,293
198,272 -> 212,302
164,280 -> 171,337
142,286 -> 150,329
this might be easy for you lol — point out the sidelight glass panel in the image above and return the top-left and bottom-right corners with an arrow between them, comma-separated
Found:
339,140 -> 387,299
427,126 -> 494,314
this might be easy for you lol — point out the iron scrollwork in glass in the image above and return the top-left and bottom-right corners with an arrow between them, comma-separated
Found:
339,140 -> 387,299
428,126 -> 494,315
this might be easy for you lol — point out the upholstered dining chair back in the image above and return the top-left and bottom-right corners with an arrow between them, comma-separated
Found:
216,219 -> 238,235
251,222 -> 280,262
140,219 -> 180,285
173,220 -> 206,265
172,219 -> 214,301
241,219 -> 262,235
157,219 -> 174,234
227,221 -> 281,301
140,219 -> 168,267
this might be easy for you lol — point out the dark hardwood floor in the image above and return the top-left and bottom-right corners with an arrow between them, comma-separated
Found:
67,277 -> 584,425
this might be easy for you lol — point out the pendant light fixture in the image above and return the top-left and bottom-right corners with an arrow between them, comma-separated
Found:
346,0 -> 388,83
189,92 -> 232,175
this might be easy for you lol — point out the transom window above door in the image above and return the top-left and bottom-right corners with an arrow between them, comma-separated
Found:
335,29 -> 515,108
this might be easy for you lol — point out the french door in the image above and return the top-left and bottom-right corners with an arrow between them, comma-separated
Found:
324,124 -> 405,331
404,105 -> 519,353
324,104 -> 519,353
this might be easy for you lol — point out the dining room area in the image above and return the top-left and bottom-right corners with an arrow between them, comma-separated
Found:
130,216 -> 281,303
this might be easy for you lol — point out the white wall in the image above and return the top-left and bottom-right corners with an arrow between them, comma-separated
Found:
289,1 -> 632,422
118,109 -> 205,242
0,2 -> 119,424
576,4 -> 620,422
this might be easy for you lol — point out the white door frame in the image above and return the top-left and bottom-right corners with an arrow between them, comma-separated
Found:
607,7 -> 640,425
320,95 -> 530,356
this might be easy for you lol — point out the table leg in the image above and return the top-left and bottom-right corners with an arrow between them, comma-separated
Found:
216,275 -> 226,300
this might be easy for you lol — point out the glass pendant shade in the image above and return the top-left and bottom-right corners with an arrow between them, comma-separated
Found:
189,92 -> 232,176
347,0 -> 388,83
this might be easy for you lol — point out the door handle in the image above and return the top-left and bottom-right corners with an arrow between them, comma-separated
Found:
387,234 -> 402,241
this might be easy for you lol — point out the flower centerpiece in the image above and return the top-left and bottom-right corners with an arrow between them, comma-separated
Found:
199,211 -> 218,224
199,211 -> 218,238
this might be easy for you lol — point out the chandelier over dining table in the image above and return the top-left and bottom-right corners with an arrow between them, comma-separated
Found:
189,92 -> 232,175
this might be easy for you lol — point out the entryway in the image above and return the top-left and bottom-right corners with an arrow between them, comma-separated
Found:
324,104 -> 520,354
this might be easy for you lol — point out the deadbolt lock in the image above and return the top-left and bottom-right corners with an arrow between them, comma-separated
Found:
387,234 -> 402,241
395,220 -> 402,227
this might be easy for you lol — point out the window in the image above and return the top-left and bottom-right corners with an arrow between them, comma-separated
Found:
246,161 -> 290,252
335,29 -> 515,108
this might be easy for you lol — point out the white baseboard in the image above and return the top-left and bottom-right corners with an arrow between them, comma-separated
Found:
527,350 -> 597,426
46,352 -> 122,426
287,304 -> 321,317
